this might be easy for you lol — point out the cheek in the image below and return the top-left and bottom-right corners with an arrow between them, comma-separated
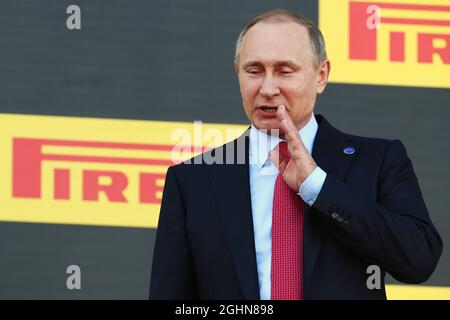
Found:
241,81 -> 260,100
290,80 -> 315,100
299,72 -> 319,95
280,74 -> 305,94
281,81 -> 305,101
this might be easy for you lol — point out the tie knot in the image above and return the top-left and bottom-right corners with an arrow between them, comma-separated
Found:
278,141 -> 291,160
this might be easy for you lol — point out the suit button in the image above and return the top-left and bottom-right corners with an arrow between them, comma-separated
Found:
331,212 -> 339,219
342,221 -> 349,227
337,216 -> 344,223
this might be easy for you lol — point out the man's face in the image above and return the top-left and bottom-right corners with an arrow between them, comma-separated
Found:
236,21 -> 329,132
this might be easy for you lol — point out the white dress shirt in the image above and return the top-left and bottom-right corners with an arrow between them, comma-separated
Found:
248,113 -> 327,300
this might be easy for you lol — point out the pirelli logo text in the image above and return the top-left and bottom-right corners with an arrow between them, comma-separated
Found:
12,138 -> 174,205
349,2 -> 450,63
0,114 -> 245,228
320,0 -> 450,88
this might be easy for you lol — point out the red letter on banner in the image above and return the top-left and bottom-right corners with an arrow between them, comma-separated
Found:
349,2 -> 378,60
139,173 -> 165,204
54,168 -> 71,200
418,33 -> 450,64
83,170 -> 128,202
390,32 -> 405,62
12,138 -> 44,198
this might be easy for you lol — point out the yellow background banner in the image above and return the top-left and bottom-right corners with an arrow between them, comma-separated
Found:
0,113 -> 246,228
319,0 -> 450,88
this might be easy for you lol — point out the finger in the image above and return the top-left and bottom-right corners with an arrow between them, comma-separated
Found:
277,107 -> 300,144
280,119 -> 300,144
277,105 -> 298,135
277,108 -> 308,158
279,117 -> 304,156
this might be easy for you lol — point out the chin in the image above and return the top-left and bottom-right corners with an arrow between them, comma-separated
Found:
254,122 -> 282,135
254,118 -> 279,128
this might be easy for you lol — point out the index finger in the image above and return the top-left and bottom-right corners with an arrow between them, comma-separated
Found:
277,105 -> 301,143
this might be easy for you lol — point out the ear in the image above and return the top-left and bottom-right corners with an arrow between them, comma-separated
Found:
316,59 -> 331,95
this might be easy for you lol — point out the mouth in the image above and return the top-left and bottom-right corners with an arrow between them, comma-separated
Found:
259,106 -> 279,113
257,106 -> 280,119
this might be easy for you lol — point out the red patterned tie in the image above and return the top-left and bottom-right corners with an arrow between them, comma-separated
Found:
271,141 -> 304,300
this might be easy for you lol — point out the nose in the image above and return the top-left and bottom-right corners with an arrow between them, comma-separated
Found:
259,75 -> 280,98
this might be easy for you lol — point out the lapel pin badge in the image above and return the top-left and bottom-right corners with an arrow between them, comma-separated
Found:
343,146 -> 355,155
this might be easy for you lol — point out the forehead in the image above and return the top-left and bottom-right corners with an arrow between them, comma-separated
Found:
240,21 -> 313,64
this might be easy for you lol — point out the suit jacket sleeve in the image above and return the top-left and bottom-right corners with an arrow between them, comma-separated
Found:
312,139 -> 443,284
149,166 -> 198,299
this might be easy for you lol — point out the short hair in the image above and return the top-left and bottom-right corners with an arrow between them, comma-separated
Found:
234,9 -> 328,69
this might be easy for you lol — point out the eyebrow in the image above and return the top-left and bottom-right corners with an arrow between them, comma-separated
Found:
241,61 -> 262,69
274,60 -> 300,69
242,60 -> 300,69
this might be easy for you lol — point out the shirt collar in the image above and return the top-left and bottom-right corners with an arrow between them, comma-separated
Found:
249,113 -> 318,170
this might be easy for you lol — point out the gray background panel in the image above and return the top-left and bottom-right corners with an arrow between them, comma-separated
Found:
0,222 -> 154,299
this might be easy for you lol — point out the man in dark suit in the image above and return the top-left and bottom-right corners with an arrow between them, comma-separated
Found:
150,9 -> 442,300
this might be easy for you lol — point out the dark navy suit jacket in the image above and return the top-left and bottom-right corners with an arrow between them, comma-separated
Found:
150,115 -> 442,300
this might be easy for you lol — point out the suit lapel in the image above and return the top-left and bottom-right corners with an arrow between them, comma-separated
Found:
206,129 -> 260,300
304,115 -> 359,289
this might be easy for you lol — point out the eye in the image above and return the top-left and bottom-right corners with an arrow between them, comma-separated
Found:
247,68 -> 262,75
279,68 -> 294,74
